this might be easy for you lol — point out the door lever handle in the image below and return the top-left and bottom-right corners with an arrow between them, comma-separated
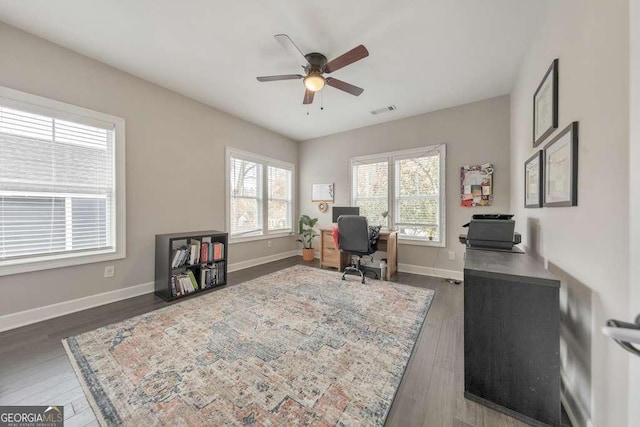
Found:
602,314 -> 640,357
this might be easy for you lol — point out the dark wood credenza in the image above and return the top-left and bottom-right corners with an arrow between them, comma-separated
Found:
464,249 -> 561,427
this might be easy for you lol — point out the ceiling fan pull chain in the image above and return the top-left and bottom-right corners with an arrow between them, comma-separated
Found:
321,90 -> 324,111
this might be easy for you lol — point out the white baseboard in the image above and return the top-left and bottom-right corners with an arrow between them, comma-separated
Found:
561,371 -> 592,427
227,250 -> 300,273
398,263 -> 463,281
0,281 -> 154,333
0,250 -> 304,333
0,252 -> 461,333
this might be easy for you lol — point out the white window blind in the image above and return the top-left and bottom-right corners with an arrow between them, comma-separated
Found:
0,106 -> 115,261
395,153 -> 440,239
351,161 -> 389,227
229,156 -> 263,237
351,145 -> 446,244
227,148 -> 294,241
267,166 -> 292,232
0,86 -> 125,275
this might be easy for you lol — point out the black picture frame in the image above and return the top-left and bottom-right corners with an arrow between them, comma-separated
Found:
533,59 -> 559,147
524,151 -> 543,208
543,122 -> 578,207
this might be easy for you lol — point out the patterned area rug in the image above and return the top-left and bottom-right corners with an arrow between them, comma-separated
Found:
63,265 -> 434,426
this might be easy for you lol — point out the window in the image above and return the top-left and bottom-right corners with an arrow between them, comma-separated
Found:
0,86 -> 126,275
226,148 -> 294,241
351,145 -> 446,245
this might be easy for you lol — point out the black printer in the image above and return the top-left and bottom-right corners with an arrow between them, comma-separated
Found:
459,214 -> 522,251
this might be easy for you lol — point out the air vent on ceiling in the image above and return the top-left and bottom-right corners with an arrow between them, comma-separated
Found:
370,105 -> 397,115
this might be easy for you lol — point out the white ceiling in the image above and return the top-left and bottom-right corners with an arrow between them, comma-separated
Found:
0,0 -> 546,141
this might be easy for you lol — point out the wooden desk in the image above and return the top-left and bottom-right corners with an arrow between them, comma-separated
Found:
319,227 -> 398,280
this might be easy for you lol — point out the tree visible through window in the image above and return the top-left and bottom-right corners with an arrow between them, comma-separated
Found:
351,161 -> 388,227
227,149 -> 293,240
351,145 -> 445,243
229,157 -> 262,236
395,155 -> 440,238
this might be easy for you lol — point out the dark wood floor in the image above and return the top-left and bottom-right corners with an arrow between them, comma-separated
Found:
0,257 -> 560,426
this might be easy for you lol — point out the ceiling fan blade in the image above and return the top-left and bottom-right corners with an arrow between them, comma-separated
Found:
256,74 -> 303,82
325,78 -> 364,96
324,45 -> 369,73
303,89 -> 315,105
274,34 -> 309,69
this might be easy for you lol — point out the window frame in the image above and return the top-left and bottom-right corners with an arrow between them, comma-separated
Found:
0,86 -> 126,276
350,144 -> 446,247
225,147 -> 295,243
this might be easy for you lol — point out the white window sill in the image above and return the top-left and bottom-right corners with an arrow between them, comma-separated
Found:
229,231 -> 295,244
398,237 -> 446,248
0,248 -> 125,277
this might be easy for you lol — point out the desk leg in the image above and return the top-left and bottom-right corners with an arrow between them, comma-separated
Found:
387,233 -> 398,280
339,251 -> 349,272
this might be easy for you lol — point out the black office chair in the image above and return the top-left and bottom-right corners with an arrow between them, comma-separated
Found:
337,215 -> 379,284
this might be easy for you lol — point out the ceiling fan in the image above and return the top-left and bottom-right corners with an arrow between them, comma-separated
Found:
256,34 -> 369,105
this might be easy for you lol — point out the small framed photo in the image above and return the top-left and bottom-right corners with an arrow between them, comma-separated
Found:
524,151 -> 543,208
533,59 -> 559,147
543,122 -> 578,207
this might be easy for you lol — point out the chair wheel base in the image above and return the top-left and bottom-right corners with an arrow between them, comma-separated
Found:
342,265 -> 368,284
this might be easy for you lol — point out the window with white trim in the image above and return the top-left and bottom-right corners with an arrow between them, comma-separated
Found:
0,87 -> 126,275
227,148 -> 294,241
351,144 -> 446,244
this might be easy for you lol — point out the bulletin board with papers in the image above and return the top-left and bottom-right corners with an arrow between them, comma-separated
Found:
460,164 -> 493,207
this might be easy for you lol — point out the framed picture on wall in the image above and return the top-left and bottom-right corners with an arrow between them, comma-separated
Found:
543,122 -> 578,207
533,58 -> 559,147
524,151 -> 543,208
311,183 -> 334,202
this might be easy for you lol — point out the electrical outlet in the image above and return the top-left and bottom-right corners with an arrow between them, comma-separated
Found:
104,265 -> 115,278
448,251 -> 455,261
267,240 -> 272,248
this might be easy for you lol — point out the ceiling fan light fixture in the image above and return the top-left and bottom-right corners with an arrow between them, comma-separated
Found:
303,72 -> 325,92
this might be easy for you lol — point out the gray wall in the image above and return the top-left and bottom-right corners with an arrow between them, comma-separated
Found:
299,96 -> 511,273
0,22 -> 299,316
509,0 -> 630,425
629,0 -> 640,421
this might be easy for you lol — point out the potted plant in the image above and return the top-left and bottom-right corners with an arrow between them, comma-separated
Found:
297,215 -> 318,261
427,229 -> 435,241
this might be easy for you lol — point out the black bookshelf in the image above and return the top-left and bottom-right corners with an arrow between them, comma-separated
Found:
154,230 -> 228,301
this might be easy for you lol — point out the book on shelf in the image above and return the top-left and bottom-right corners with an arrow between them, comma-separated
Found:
186,270 -> 199,290
200,266 -> 209,289
171,245 -> 190,268
189,240 -> 201,265
216,261 -> 226,283
172,273 -> 193,296
171,250 -> 182,269
170,275 -> 177,296
201,243 -> 209,264
173,275 -> 186,296
213,242 -> 225,260
211,263 -> 218,285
